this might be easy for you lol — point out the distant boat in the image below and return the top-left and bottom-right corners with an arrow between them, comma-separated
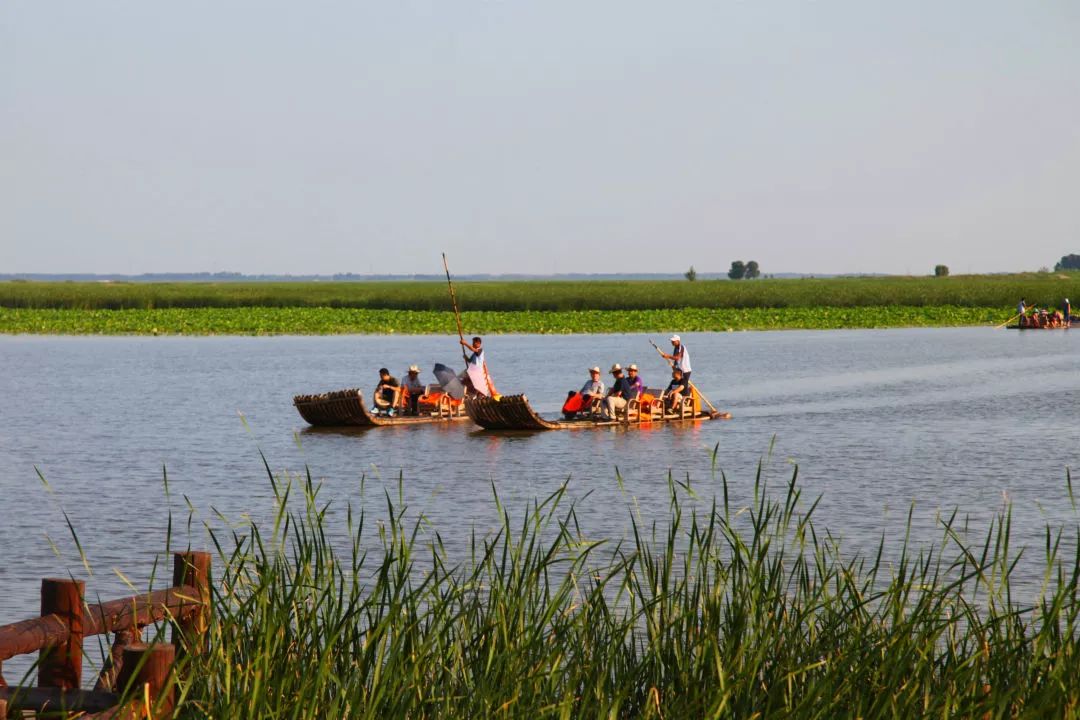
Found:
1006,320 -> 1071,331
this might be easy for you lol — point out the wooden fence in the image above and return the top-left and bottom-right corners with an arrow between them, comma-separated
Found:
0,551 -> 210,719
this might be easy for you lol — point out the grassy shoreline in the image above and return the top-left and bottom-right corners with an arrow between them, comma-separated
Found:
0,305 -> 1007,335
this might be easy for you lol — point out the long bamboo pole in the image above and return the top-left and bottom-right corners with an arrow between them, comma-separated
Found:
994,312 -> 1022,330
442,253 -> 469,364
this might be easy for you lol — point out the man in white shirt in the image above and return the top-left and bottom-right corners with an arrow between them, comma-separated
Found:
660,335 -> 692,386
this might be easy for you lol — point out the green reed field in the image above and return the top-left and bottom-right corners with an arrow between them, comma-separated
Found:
17,463 -> 1080,718
3,273 -> 1077,310
0,273 -> 1071,333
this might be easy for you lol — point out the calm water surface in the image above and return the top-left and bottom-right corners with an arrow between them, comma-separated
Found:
2,328 -> 1078,666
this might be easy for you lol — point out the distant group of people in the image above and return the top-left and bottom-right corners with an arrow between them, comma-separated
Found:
569,336 -> 695,420
1016,298 -> 1072,328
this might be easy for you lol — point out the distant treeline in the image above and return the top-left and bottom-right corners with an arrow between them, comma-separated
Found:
0,274 -> 1076,312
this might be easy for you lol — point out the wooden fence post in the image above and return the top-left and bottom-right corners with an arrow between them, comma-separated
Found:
38,578 -> 84,689
171,552 -> 210,658
116,643 -> 175,717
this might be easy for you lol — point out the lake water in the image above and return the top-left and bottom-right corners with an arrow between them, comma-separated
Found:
2,328 -> 1079,677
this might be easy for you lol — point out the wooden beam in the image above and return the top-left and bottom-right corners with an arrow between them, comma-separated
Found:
0,686 -> 118,714
115,643 -> 175,717
171,552 -> 211,658
39,578 -> 84,690
83,586 -> 201,636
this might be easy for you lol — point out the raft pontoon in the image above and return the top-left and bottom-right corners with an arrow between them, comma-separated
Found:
464,392 -> 730,431
1006,323 -> 1071,330
293,388 -> 468,428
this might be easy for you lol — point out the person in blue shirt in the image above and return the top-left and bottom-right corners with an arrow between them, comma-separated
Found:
602,364 -> 632,420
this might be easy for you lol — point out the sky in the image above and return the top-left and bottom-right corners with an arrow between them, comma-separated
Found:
2,1 -> 1079,276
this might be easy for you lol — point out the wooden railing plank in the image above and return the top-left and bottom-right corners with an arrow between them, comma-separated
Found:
84,586 -> 202,636
0,686 -> 119,713
0,586 -> 202,662
0,614 -> 69,662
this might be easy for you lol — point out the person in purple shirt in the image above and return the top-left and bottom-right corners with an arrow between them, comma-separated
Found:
625,364 -> 644,399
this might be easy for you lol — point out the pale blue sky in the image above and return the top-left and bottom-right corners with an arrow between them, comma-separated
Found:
2,1 -> 1078,275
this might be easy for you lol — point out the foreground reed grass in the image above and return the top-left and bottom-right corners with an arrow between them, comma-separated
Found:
154,464 -> 1080,718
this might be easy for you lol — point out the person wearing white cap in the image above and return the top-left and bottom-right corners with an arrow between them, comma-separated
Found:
579,366 -> 606,405
659,335 -> 692,385
626,364 -> 644,400
402,364 -> 426,415
1064,298 -> 1071,326
602,363 -> 632,420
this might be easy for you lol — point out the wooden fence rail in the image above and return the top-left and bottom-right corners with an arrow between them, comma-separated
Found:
0,551 -> 210,719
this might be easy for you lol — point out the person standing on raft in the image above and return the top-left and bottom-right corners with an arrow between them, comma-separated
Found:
658,335 -> 692,386
459,336 -> 498,397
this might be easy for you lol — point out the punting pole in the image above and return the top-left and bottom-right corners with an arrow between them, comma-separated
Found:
994,312 -> 1022,330
442,253 -> 469,365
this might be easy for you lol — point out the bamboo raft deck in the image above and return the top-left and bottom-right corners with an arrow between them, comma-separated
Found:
1006,323 -> 1071,330
464,394 -> 730,431
293,388 -> 469,427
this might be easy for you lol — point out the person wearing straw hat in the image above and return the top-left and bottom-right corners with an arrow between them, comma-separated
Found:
602,363 -> 632,420
658,335 -> 692,386
626,363 -> 644,400
402,364 -> 425,415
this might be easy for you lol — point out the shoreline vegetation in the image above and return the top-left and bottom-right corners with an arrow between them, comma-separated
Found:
1,274 -> 1074,334
0,305 -> 1001,334
20,464 -> 1080,716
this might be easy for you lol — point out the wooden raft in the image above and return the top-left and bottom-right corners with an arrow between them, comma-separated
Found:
293,389 -> 468,428
464,394 -> 727,432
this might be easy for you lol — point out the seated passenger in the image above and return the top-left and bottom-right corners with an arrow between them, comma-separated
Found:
373,368 -> 400,415
402,365 -> 425,415
578,366 -> 606,414
626,364 -> 643,400
602,364 -> 632,420
663,368 -> 688,413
